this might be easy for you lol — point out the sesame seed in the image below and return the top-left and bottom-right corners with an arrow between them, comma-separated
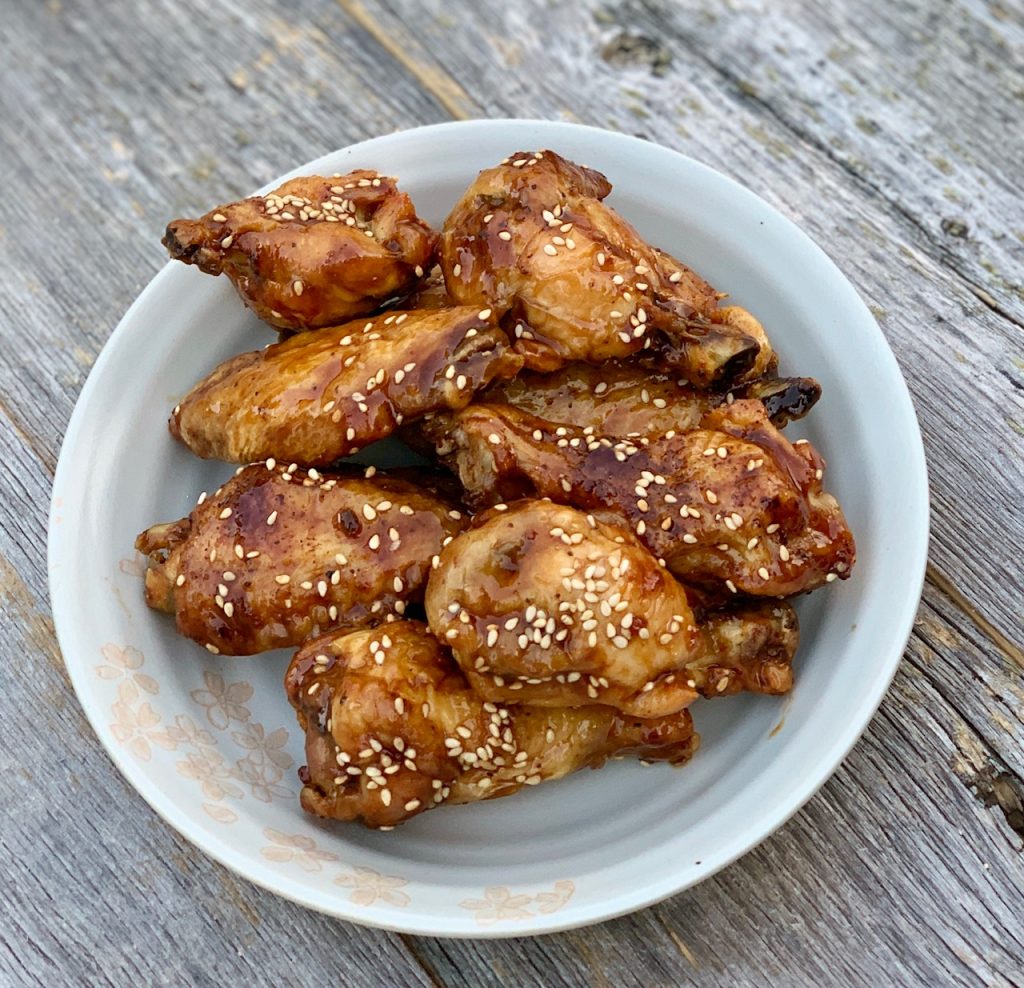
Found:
218,508 -> 232,520
404,799 -> 420,811
266,511 -> 278,526
705,490 -> 718,504
779,545 -> 790,561
498,231 -> 512,241
758,567 -> 770,580
293,280 -> 304,296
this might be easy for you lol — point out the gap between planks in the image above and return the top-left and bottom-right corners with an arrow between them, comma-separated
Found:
335,0 -> 476,120
926,564 -> 1024,671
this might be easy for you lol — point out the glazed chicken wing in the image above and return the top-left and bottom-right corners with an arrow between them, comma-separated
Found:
135,463 -> 467,656
286,620 -> 699,828
424,500 -> 799,716
171,306 -> 520,466
441,150 -> 773,384
163,172 -> 437,332
482,360 -> 821,436
428,401 -> 855,597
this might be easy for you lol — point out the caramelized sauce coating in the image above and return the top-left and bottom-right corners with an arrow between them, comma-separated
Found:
441,149 -> 774,384
286,620 -> 699,828
427,400 -> 855,597
170,306 -> 521,466
481,359 -> 821,436
425,501 -> 799,716
135,464 -> 467,656
164,172 -> 437,332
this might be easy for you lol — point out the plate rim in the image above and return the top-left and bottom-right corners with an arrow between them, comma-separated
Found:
47,117 -> 930,937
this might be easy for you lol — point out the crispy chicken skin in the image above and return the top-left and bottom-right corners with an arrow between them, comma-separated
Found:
163,172 -> 437,332
482,360 -> 821,436
286,620 -> 699,828
170,306 -> 521,466
440,150 -> 774,384
427,401 -> 855,597
135,464 -> 467,656
424,500 -> 799,716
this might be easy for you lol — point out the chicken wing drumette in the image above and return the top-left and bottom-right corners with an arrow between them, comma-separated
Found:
424,500 -> 799,716
136,464 -> 467,656
441,150 -> 774,384
163,172 -> 437,332
170,306 -> 520,466
286,620 -> 699,828
427,401 -> 855,597
481,360 -> 821,436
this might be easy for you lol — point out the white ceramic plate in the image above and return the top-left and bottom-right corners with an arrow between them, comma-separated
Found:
48,120 -> 928,937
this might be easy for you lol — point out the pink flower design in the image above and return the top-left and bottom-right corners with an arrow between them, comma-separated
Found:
232,722 -> 293,772
203,803 -> 238,824
335,867 -> 410,907
459,886 -> 534,925
176,750 -> 243,800
159,714 -> 217,752
233,755 -> 292,803
110,682 -> 172,761
96,643 -> 159,695
190,671 -> 253,730
260,828 -> 339,872
533,879 -> 575,914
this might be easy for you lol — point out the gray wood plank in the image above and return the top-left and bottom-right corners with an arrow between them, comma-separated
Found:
1,0 -> 1022,985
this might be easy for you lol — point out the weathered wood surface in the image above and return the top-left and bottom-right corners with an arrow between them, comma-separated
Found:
1,0 -> 1021,985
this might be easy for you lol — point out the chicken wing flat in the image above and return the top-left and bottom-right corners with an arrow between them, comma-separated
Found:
428,400 -> 855,597
171,306 -> 521,466
441,150 -> 774,384
481,360 -> 821,436
424,500 -> 799,716
135,464 -> 467,656
163,172 -> 437,332
286,619 -> 699,828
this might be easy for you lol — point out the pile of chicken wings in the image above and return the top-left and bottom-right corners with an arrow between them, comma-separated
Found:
138,150 -> 855,829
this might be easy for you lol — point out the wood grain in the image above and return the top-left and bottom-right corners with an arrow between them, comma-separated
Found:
1,0 -> 1022,985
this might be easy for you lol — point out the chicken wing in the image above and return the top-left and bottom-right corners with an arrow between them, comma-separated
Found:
424,500 -> 799,716
481,360 -> 821,436
441,150 -> 774,384
286,619 -> 699,828
427,401 -> 855,597
170,306 -> 521,466
135,463 -> 467,656
163,172 -> 437,332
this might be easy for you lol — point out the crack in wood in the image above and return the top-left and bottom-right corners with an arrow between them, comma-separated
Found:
926,564 -> 1024,672
337,0 -> 476,119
